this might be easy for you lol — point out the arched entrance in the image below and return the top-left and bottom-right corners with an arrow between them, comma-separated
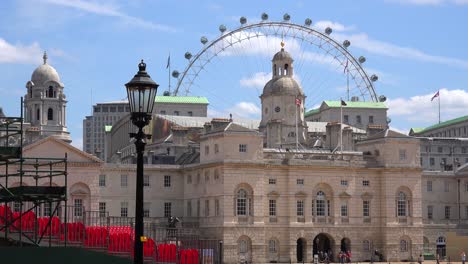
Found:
313,233 -> 334,261
436,236 -> 446,258
341,237 -> 351,252
297,238 -> 307,262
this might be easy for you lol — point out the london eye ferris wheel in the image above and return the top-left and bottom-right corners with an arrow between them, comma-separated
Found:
169,13 -> 386,118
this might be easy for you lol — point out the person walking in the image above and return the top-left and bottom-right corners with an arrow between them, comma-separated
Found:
418,254 -> 423,264
436,253 -> 440,264
462,252 -> 466,264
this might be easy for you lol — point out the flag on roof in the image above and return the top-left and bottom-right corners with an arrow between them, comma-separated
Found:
166,54 -> 170,69
431,90 -> 439,101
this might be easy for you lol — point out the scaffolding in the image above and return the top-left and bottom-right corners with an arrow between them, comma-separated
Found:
0,98 -> 68,246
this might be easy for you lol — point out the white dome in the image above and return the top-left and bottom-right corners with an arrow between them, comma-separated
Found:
31,63 -> 61,86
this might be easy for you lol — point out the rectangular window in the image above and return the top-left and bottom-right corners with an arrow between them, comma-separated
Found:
430,158 -> 435,166
164,202 -> 172,218
74,199 -> 83,217
214,144 -> 219,153
465,182 -> 468,192
160,110 -> 166,115
187,201 -> 192,217
344,115 -> 349,124
316,200 -> 325,216
188,111 -> 193,116
164,175 -> 171,187
99,202 -> 106,218
296,200 -> 304,216
427,205 -> 433,219
340,180 -> 348,186
427,181 -> 433,192
143,203 -> 150,217
363,200 -> 370,217
120,202 -> 128,217
462,147 -> 467,154
399,149 -> 407,161
44,202 -> 51,216
269,178 -> 277,185
187,175 -> 192,184
445,206 -> 450,219
197,200 -> 200,217
369,116 -> 374,124
356,115 -> 362,124
121,175 -> 128,188
363,180 -> 370,187
99,175 -> 106,187
341,204 -> 348,217
444,181 -> 449,192
215,199 -> 220,216
426,146 -> 431,153
205,145 -> 209,155
438,146 -> 443,153
239,144 -> 247,153
297,179 -> 304,185
205,200 -> 210,216
143,175 -> 150,187
269,200 -> 277,216
174,111 -> 180,116
205,170 -> 210,182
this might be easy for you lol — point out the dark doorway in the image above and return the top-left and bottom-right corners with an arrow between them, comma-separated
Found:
313,233 -> 333,261
341,237 -> 351,252
297,238 -> 307,262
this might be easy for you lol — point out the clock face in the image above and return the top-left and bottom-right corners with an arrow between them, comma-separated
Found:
275,106 -> 280,113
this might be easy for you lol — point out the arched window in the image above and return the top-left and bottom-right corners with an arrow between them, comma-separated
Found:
48,86 -> 54,98
237,189 -> 247,216
436,236 -> 446,245
363,240 -> 370,251
400,239 -> 408,252
273,64 -> 277,76
47,108 -> 53,121
239,239 -> 248,253
284,64 -> 289,75
315,191 -> 326,216
36,109 -> 40,121
269,239 -> 277,253
397,192 -> 407,216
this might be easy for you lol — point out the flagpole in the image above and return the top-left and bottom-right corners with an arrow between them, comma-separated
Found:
340,99 -> 343,152
168,53 -> 171,94
438,92 -> 441,124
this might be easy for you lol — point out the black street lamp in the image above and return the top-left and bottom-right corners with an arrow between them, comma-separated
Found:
125,60 -> 159,264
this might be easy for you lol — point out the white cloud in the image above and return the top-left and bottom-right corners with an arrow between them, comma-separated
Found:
313,21 -> 355,32
333,32 -> 468,69
387,88 -> 468,123
0,38 -> 43,64
240,72 -> 270,89
386,0 -> 468,5
227,102 -> 261,118
42,0 -> 175,31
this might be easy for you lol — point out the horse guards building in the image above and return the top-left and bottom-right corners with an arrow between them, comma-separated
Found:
1,47 -> 468,263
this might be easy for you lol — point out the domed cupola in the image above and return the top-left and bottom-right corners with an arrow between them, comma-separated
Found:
23,52 -> 71,144
30,52 -> 62,87
259,42 -> 307,148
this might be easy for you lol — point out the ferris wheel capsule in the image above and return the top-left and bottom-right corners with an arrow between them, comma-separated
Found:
325,27 -> 332,35
305,18 -> 312,26
370,74 -> 378,82
172,70 -> 179,78
358,56 -> 366,64
261,13 -> 269,21
240,16 -> 247,25
379,95 -> 387,102
219,24 -> 227,33
200,36 -> 208,45
184,52 -> 192,60
283,13 -> 291,21
343,40 -> 351,48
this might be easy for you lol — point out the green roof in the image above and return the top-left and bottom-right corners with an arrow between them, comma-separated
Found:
324,101 -> 387,109
155,96 -> 209,104
414,115 -> 468,135
104,125 -> 112,132
409,128 -> 424,134
304,108 -> 320,117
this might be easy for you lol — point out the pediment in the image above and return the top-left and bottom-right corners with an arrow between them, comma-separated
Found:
361,192 -> 373,199
295,191 -> 307,198
23,136 -> 102,163
267,191 -> 280,198
339,191 -> 351,199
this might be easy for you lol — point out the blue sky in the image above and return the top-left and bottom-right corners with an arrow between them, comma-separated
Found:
1,0 -> 468,148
